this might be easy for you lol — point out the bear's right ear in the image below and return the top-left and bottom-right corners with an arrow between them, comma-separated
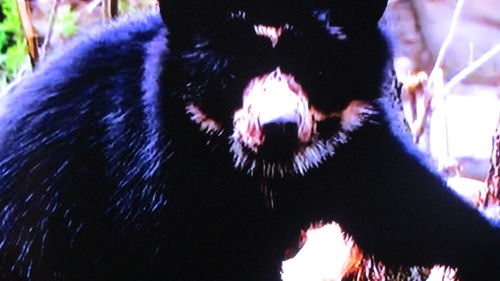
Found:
159,0 -> 221,32
316,0 -> 388,27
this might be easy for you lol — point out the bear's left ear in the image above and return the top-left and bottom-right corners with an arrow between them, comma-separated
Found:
159,0 -> 222,32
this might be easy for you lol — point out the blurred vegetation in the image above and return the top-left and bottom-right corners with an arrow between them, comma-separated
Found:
54,4 -> 78,38
0,0 -> 156,92
0,0 -> 28,87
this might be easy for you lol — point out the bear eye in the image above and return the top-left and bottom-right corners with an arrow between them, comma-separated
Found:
228,10 -> 247,20
327,25 -> 347,41
312,9 -> 348,41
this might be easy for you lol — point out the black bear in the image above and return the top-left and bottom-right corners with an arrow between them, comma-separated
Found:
0,0 -> 498,280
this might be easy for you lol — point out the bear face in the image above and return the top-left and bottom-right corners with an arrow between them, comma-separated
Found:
160,0 -> 390,178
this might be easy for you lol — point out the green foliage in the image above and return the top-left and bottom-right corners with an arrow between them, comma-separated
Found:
119,0 -> 131,14
119,0 -> 155,14
54,4 -> 78,38
0,0 -> 28,82
0,0 -> 155,90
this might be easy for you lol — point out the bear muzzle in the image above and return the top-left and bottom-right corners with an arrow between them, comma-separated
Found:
233,67 -> 314,156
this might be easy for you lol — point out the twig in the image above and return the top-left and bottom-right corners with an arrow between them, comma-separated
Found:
87,0 -> 102,13
422,0 -> 465,165
483,117 -> 500,206
40,0 -> 60,60
103,0 -> 119,21
442,44 -> 500,94
427,0 -> 465,87
15,0 -> 39,66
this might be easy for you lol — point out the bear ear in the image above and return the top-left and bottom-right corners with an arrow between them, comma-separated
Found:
159,0 -> 222,31
316,0 -> 388,27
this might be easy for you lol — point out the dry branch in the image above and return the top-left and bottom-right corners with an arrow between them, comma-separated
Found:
103,0 -> 119,20
16,0 -> 39,66
39,0 -> 60,60
482,119 -> 500,206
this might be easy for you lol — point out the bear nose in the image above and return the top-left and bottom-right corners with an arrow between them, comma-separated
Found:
260,121 -> 299,160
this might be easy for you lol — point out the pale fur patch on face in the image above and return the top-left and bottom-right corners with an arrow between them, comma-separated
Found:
310,101 -> 375,132
254,25 -> 283,48
185,103 -> 223,135
339,101 -> 376,132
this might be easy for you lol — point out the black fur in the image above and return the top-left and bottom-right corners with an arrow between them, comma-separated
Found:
0,2 -> 498,281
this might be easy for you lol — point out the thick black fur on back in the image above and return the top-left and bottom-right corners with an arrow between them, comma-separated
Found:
0,2 -> 499,281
